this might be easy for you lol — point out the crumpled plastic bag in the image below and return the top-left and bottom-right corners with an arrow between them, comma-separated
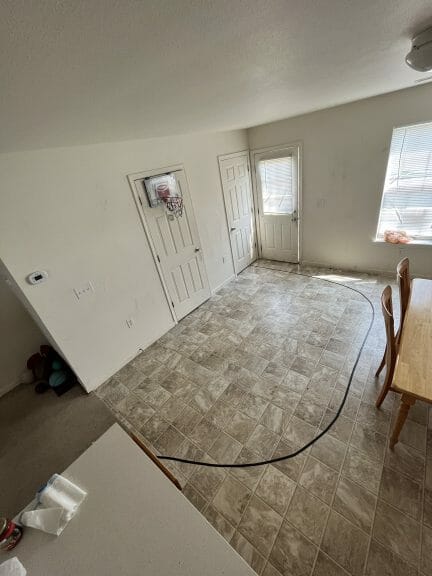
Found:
0,557 -> 26,576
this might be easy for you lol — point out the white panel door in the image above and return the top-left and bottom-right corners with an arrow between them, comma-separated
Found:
253,147 -> 300,263
219,152 -> 256,274
135,170 -> 210,320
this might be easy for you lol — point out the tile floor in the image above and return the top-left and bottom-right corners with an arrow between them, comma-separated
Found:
97,260 -> 432,576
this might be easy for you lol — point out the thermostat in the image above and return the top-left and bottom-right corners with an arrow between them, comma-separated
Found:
27,271 -> 48,285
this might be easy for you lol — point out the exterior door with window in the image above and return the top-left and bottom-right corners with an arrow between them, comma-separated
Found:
252,146 -> 300,263
219,152 -> 256,274
129,168 -> 210,320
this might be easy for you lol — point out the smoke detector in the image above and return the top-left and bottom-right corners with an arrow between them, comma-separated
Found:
406,27 -> 432,72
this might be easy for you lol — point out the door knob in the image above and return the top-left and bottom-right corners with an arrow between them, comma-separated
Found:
230,227 -> 236,232
194,247 -> 200,252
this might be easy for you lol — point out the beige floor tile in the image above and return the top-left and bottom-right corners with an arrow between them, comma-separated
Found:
421,523 -> 432,575
231,531 -> 266,575
269,520 -> 318,576
299,456 -> 338,504
208,430 -> 243,463
255,465 -> 296,515
384,443 -> 425,483
286,486 -> 329,545
183,483 -> 207,512
333,477 -> 376,532
246,424 -> 280,459
321,510 -> 368,576
365,539 -> 417,576
342,446 -> 382,494
373,500 -> 421,565
424,488 -> 432,528
349,422 -> 387,462
238,495 -> 283,556
310,433 -> 346,471
230,448 -> 266,490
284,416 -> 317,446
202,504 -> 235,542
189,465 -> 226,499
154,424 -> 185,454
224,411 -> 257,444
262,562 -> 283,576
212,475 -> 251,526
260,403 -> 291,435
379,465 -> 422,520
357,401 -> 391,435
313,551 -> 350,576
272,439 -> 308,483
188,417 -> 221,452
320,409 -> 354,444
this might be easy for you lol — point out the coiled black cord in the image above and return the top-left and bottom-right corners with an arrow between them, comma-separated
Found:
158,264 -> 375,468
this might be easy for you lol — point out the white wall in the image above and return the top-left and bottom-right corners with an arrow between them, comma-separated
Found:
0,130 -> 247,392
248,83 -> 432,277
0,260 -> 45,396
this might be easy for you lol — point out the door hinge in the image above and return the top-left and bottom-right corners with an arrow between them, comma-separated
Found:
138,195 -> 143,206
247,164 -> 250,172
156,254 -> 161,263
171,301 -> 175,308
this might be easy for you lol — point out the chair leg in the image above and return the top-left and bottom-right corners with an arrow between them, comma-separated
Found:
375,360 -> 394,409
390,394 -> 416,449
375,346 -> 386,377
375,374 -> 392,408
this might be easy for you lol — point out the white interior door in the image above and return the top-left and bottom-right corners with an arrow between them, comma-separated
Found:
219,152 -> 256,274
130,168 -> 210,320
252,146 -> 300,263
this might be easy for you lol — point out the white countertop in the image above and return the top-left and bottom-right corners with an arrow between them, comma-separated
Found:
4,424 -> 256,576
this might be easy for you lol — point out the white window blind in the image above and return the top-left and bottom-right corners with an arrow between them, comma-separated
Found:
376,121 -> 432,241
259,156 -> 294,215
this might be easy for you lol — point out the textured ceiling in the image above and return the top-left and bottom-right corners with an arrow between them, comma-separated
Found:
1,0 -> 432,152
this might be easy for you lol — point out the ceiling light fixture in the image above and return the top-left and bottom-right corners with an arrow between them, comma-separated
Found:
406,27 -> 432,71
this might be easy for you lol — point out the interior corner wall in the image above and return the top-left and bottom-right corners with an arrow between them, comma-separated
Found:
0,260 -> 45,396
0,129 -> 247,392
247,82 -> 432,278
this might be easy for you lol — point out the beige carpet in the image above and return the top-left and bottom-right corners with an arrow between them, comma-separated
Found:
0,383 -> 115,517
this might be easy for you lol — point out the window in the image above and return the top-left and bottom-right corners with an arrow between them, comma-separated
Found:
258,156 -> 295,214
376,121 -> 432,242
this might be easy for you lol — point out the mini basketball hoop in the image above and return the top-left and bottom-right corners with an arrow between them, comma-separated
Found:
144,174 -> 184,218
164,196 -> 184,218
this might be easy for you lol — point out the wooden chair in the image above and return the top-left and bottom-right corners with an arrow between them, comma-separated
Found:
375,286 -> 398,408
375,258 -> 410,377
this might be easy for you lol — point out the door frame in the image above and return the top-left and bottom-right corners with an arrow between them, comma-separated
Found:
128,163 -> 208,324
217,150 -> 257,277
250,142 -> 303,264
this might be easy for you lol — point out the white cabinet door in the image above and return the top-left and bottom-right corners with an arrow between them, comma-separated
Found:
219,152 -> 256,274
252,146 -> 300,263
135,169 -> 210,320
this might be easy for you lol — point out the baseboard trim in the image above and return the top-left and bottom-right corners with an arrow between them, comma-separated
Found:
211,274 -> 236,295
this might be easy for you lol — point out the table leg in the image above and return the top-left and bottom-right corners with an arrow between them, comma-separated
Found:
390,394 -> 416,450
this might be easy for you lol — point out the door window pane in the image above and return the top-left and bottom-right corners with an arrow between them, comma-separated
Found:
259,156 -> 294,214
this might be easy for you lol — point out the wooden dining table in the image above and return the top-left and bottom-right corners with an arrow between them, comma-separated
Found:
390,277 -> 432,448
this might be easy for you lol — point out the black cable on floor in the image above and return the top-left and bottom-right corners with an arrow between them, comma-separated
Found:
158,263 -> 375,468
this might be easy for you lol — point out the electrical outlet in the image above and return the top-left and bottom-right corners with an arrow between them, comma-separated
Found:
73,281 -> 94,300
126,318 -> 135,329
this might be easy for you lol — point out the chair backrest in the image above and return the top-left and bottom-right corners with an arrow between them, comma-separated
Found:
381,285 -> 397,375
397,257 -> 411,326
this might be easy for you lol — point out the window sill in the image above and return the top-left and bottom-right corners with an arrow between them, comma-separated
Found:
374,239 -> 432,247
